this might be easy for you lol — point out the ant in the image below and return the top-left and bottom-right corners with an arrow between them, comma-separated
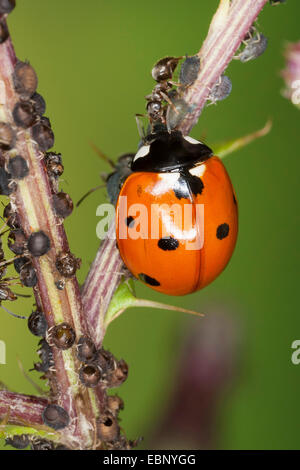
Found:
137,54 -> 202,135
138,56 -> 182,130
78,54 -> 201,206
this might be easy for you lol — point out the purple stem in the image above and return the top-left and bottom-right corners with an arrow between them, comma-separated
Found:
0,19 -> 101,448
0,391 -> 48,427
82,221 -> 125,348
179,0 -> 269,134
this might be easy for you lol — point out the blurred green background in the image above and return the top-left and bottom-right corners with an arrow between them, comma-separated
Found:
0,0 -> 299,450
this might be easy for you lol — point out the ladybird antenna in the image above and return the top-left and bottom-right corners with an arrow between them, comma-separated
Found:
76,184 -> 106,208
90,143 -> 115,169
0,304 -> 28,320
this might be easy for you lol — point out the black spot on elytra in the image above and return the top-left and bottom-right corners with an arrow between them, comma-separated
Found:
216,223 -> 229,240
173,170 -> 204,200
187,173 -> 204,196
158,236 -> 179,251
138,273 -> 160,286
126,216 -> 135,228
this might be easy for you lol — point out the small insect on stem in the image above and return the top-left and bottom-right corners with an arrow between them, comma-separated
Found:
269,0 -> 286,5
5,435 -> 30,450
76,335 -> 98,363
208,75 -> 232,104
47,323 -> 76,350
142,56 -> 183,130
79,363 -> 102,388
55,251 -> 81,278
0,238 -> 30,318
27,310 -> 48,337
12,61 -> 38,98
42,404 -> 70,431
27,230 -> 51,257
179,55 -> 201,87
139,54 -> 205,134
53,192 -> 73,218
235,27 -> 268,63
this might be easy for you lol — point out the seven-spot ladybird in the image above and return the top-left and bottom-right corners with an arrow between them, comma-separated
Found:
116,130 -> 238,296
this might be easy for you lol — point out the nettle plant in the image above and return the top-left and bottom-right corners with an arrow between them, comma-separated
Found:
0,0 -> 283,451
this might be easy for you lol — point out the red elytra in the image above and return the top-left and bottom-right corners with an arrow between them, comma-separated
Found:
116,131 -> 238,296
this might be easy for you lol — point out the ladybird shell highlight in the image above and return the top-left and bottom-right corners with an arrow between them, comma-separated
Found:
116,156 -> 238,296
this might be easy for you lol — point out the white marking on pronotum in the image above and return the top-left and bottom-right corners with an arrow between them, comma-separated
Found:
133,144 -> 150,162
183,135 -> 202,145
189,163 -> 206,178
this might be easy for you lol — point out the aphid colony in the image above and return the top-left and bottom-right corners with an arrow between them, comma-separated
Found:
0,57 -> 79,314
138,54 -> 227,132
25,309 -> 129,449
1,53 -> 130,436
137,22 -> 268,133
0,4 -> 132,450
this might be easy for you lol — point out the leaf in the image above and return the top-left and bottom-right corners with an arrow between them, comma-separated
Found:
213,120 -> 272,159
0,424 -> 59,442
104,278 -> 204,332
103,278 -> 137,329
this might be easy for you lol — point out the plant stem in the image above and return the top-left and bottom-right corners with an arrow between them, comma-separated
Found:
0,391 -> 48,427
179,0 -> 269,135
82,221 -> 125,348
0,19 -> 101,449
